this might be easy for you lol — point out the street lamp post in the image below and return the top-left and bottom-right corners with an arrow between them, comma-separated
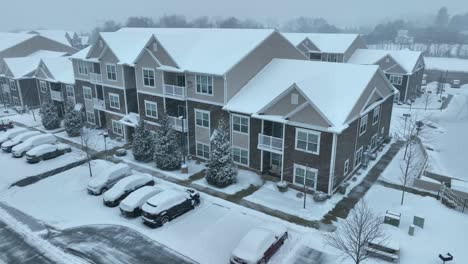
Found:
179,116 -> 186,165
100,131 -> 109,160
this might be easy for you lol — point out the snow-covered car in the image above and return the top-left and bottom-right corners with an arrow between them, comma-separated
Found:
12,134 -> 57,158
141,188 -> 200,228
1,131 -> 41,153
25,143 -> 71,163
103,174 -> 155,207
120,186 -> 163,217
0,128 -> 27,144
0,119 -> 13,131
452,80 -> 461,88
87,163 -> 131,195
230,224 -> 288,264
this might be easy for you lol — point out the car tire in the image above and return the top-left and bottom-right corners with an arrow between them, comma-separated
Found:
100,187 -> 108,195
161,216 -> 170,225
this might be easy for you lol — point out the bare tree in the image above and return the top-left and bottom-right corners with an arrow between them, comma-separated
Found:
80,127 -> 94,177
325,200 -> 387,264
423,90 -> 433,111
399,141 -> 421,205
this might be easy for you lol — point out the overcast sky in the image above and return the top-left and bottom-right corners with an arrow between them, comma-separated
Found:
2,0 -> 468,33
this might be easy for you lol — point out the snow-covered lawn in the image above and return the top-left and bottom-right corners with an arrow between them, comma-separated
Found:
0,160 -> 319,264
192,169 -> 263,195
4,109 -> 42,128
116,149 -> 205,181
55,127 -> 125,152
380,143 -> 426,185
0,145 -> 85,192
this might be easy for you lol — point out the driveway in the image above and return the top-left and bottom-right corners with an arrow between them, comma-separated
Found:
49,225 -> 196,264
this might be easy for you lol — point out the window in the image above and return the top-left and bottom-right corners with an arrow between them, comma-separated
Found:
232,147 -> 248,166
359,115 -> 368,136
66,85 -> 74,97
86,111 -> 95,124
195,109 -> 210,128
112,120 -> 123,135
109,93 -> 120,109
355,147 -> 363,167
293,164 -> 318,190
344,159 -> 350,176
196,75 -> 213,95
295,128 -> 320,154
142,68 -> 155,87
291,93 -> 299,105
83,86 -> 92,100
106,64 -> 117,81
389,75 -> 403,85
144,101 -> 158,118
9,80 -> 16,91
371,134 -> 378,149
196,142 -> 210,159
12,96 -> 19,106
78,60 -> 88,75
232,115 -> 248,134
326,53 -> 339,62
372,106 -> 380,125
39,81 -> 47,93
271,153 -> 282,167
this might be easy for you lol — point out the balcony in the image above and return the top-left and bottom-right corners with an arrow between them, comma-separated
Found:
258,134 -> 283,153
50,90 -> 64,102
164,84 -> 186,99
168,116 -> 188,132
93,98 -> 105,110
1,84 -> 9,93
90,73 -> 102,84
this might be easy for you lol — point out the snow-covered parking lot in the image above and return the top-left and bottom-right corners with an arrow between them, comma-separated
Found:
1,160 -> 321,264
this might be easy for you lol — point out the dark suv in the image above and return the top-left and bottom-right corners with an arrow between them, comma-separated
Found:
141,188 -> 200,228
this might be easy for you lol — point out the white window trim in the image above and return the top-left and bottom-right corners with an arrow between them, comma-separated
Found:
344,159 -> 350,176
293,164 -> 318,190
83,86 -> 92,100
295,128 -> 321,155
106,63 -> 117,82
39,81 -> 48,93
144,100 -> 158,118
359,114 -> 368,136
231,114 -> 249,135
355,146 -> 364,168
9,80 -> 16,91
66,85 -> 74,97
78,60 -> 88,75
389,75 -> 403,86
372,106 -> 380,125
86,111 -> 95,124
195,74 -> 214,96
196,141 -> 210,160
108,93 -> 120,109
232,146 -> 249,166
194,109 -> 210,128
112,120 -> 123,136
142,67 -> 156,88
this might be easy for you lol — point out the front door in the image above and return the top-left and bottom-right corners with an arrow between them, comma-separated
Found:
178,105 -> 186,118
270,153 -> 282,175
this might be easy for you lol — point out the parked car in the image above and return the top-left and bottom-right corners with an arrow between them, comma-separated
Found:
230,224 -> 288,264
141,188 -> 200,228
452,80 -> 461,88
0,128 -> 27,144
0,119 -> 13,131
12,134 -> 57,158
1,131 -> 41,152
103,174 -> 155,207
25,143 -> 71,163
120,186 -> 163,217
87,163 -> 131,195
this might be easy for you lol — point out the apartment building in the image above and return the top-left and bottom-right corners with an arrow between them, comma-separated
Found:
283,33 -> 367,62
348,49 -> 425,102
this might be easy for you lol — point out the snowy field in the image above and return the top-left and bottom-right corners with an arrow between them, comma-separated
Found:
1,108 -> 42,128
192,169 -> 263,195
55,127 -> 125,152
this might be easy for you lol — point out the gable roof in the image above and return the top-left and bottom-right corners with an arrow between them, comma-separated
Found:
283,33 -> 361,54
348,49 -> 423,74
3,57 -> 42,78
40,57 -> 74,84
28,30 -> 75,47
119,27 -> 276,75
0,32 -> 36,53
98,31 -> 154,65
224,59 -> 387,132
27,50 -> 67,58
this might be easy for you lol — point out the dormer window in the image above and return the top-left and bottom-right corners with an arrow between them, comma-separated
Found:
291,93 -> 299,105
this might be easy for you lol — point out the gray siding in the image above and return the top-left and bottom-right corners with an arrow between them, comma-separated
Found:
343,36 -> 367,62
100,49 -> 124,88
186,73 -> 224,104
135,50 -> 164,95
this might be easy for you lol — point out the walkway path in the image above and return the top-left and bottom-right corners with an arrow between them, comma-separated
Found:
321,141 -> 404,225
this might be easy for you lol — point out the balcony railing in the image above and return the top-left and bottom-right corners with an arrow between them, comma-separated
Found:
168,116 -> 188,132
90,73 -> 102,84
164,84 -> 185,99
93,98 -> 105,110
258,134 -> 283,153
1,84 -> 9,93
50,90 -> 64,102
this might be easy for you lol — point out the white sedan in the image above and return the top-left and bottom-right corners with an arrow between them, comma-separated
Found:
119,186 -> 163,217
103,174 -> 155,207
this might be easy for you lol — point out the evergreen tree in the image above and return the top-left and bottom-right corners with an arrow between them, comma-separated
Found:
63,101 -> 83,137
205,119 -> 237,188
132,119 -> 154,162
153,112 -> 182,170
39,95 -> 61,130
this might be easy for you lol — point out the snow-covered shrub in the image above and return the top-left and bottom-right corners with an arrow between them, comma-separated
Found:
39,95 -> 61,130
153,112 -> 182,170
132,119 -> 154,162
63,101 -> 83,137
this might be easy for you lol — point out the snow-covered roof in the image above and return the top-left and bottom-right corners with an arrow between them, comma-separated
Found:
27,50 -> 67,58
119,113 -> 140,127
224,59 -> 381,131
424,57 -> 468,73
103,174 -> 153,202
0,32 -> 36,53
99,30 -> 154,65
348,49 -> 423,73
232,228 -> 276,262
143,189 -> 187,215
118,27 -> 275,75
3,57 -> 42,78
40,57 -> 75,84
69,46 -> 92,60
29,30 -> 74,47
283,33 -> 361,53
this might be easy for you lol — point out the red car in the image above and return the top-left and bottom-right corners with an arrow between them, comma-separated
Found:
0,119 -> 13,131
230,224 -> 288,264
